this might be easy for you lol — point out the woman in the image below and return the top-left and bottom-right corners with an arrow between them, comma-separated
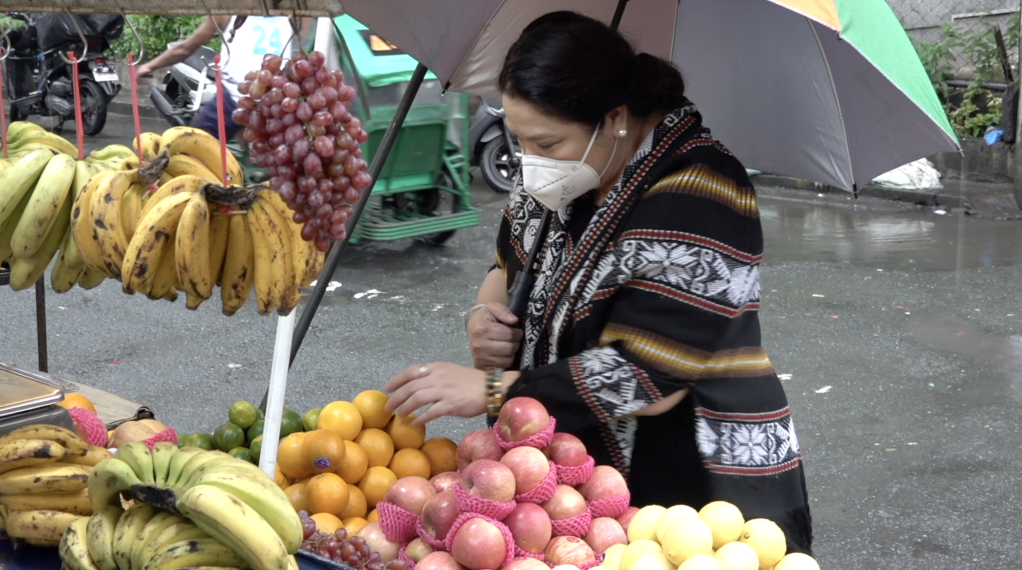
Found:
384,11 -> 812,553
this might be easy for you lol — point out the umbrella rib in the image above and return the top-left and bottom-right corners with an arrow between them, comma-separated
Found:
809,20 -> 855,191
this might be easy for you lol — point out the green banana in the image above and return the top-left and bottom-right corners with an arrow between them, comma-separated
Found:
11,153 -> 76,258
164,447 -> 204,490
173,450 -> 231,491
7,187 -> 73,291
131,512 -> 186,570
0,149 -> 54,229
151,441 -> 178,488
116,442 -> 156,486
7,121 -> 46,142
112,504 -> 159,570
0,190 -> 33,263
86,504 -> 124,570
88,458 -> 143,511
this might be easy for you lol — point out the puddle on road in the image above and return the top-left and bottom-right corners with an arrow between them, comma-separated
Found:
760,198 -> 1022,271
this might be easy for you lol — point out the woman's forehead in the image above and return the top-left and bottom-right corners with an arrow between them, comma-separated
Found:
503,96 -> 579,135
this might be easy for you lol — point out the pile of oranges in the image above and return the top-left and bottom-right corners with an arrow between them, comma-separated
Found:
275,390 -> 458,538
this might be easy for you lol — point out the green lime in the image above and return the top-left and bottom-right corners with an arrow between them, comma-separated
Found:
192,433 -> 215,451
280,409 -> 304,437
249,435 -> 264,465
229,401 -> 258,430
303,408 -> 322,432
256,408 -> 265,420
213,423 -> 246,453
246,420 -> 265,445
228,447 -> 254,464
176,433 -> 192,448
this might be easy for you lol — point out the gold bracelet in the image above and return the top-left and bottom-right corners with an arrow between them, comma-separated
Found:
486,368 -> 505,418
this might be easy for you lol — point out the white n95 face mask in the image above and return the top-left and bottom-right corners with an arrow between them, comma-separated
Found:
521,125 -> 617,211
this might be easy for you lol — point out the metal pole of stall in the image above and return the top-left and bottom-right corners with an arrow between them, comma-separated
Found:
257,62 -> 429,411
35,280 -> 48,373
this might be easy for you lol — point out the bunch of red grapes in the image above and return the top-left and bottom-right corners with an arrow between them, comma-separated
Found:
299,511 -> 407,570
232,50 -> 373,252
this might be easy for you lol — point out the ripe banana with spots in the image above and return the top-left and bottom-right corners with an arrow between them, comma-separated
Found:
162,153 -> 220,184
160,128 -> 244,186
122,191 -> 193,295
0,489 -> 93,516
131,133 -> 163,163
0,438 -> 68,475
87,505 -> 124,570
61,515 -> 101,570
219,213 -> 254,316
247,196 -> 295,315
112,503 -> 159,570
176,190 -> 214,305
4,509 -> 78,547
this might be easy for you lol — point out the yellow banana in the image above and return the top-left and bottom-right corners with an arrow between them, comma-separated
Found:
247,199 -> 295,315
132,512 -> 186,570
7,509 -> 80,547
0,488 -> 93,516
208,209 -> 230,287
258,190 -> 320,291
0,463 -> 91,494
140,175 -> 207,221
112,503 -> 159,570
88,144 -> 136,163
140,521 -> 208,565
87,504 -> 124,570
144,537 -> 245,570
163,153 -> 221,184
132,132 -> 163,163
0,424 -> 89,455
0,438 -> 67,475
11,153 -> 76,258
146,250 -> 180,301
176,191 -> 213,302
122,192 -> 192,294
63,160 -> 97,270
78,267 -> 107,289
71,169 -> 120,276
88,170 -> 137,277
161,129 -> 243,186
219,213 -> 254,316
0,148 -> 54,229
8,185 -> 73,291
120,182 -> 146,239
51,247 -> 85,293
62,445 -> 115,468
62,515 -> 102,570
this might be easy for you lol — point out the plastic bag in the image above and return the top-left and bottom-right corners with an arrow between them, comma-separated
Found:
35,13 -> 99,51
82,15 -> 126,41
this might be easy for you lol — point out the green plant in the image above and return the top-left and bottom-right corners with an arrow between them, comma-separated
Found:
948,82 -> 1003,137
110,15 -> 221,62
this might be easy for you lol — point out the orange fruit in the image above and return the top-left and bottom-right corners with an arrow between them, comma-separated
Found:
319,401 -> 363,440
284,481 -> 310,513
354,428 -> 395,468
385,414 -> 426,450
367,509 -> 379,523
274,465 -> 291,490
57,394 -> 96,414
342,517 -> 369,536
278,432 -> 311,480
353,390 -> 393,429
303,429 -> 347,475
337,441 -> 369,484
307,472 -> 350,517
357,466 -> 397,508
341,484 -> 368,519
420,437 -> 458,478
310,513 -> 344,535
389,448 -> 431,480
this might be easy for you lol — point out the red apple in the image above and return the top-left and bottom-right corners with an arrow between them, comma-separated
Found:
450,517 -> 509,570
417,551 -> 466,570
503,558 -> 552,570
497,397 -> 551,443
616,507 -> 640,533
583,517 -> 627,553
457,429 -> 504,469
504,503 -> 553,554
420,491 -> 459,541
579,466 -> 629,502
543,433 -> 588,467
541,485 -> 588,520
544,536 -> 596,567
461,459 -> 516,502
406,537 -> 435,562
431,472 -> 462,494
500,446 -> 552,495
385,476 -> 437,515
357,522 -> 401,563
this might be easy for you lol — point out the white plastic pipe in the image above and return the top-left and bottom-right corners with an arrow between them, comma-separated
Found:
259,310 -> 296,479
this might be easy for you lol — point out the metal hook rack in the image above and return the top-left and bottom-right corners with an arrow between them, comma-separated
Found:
198,0 -> 231,70
56,1 -> 89,64
282,13 -> 303,57
112,0 -> 145,64
0,29 -> 12,62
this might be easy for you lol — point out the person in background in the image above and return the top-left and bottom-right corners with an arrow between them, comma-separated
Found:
137,15 -> 315,139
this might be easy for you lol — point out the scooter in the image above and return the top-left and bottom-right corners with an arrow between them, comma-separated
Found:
469,96 -> 520,194
146,43 -> 219,127
2,13 -> 122,136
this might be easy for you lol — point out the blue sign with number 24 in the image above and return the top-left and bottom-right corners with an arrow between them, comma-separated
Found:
252,25 -> 284,55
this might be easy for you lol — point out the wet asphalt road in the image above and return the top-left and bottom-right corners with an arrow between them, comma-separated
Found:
3,115 -> 1022,569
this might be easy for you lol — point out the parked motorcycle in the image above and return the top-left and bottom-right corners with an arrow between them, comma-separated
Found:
2,13 -> 123,136
146,43 -> 219,127
469,96 -> 520,194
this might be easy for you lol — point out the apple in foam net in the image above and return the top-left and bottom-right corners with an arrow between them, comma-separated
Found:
584,517 -> 628,553
543,433 -> 588,467
420,491 -> 459,541
545,536 -> 597,567
405,537 -> 435,562
542,484 -> 588,520
457,429 -> 505,470
579,465 -> 629,502
461,459 -> 516,502
504,503 -> 553,554
450,517 -> 510,570
384,476 -> 437,515
500,446 -> 552,495
497,397 -> 551,442
503,558 -> 552,570
430,471 -> 462,494
616,507 -> 640,533
417,551 -> 467,570
357,522 -> 401,563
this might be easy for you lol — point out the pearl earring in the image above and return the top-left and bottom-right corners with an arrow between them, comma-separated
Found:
618,129 -> 627,137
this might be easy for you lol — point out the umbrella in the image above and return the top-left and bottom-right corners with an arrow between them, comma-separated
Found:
338,0 -> 961,191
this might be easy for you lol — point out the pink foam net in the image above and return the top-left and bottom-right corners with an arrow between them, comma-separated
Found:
514,461 -> 558,504
454,482 -> 517,521
415,517 -> 449,550
66,407 -> 108,447
587,493 -> 631,519
399,542 -> 417,570
550,508 -> 593,538
514,546 -> 546,561
143,427 -> 178,450
493,417 -> 557,451
444,513 -> 516,569
578,560 -> 603,569
554,455 -> 594,486
378,501 -> 421,543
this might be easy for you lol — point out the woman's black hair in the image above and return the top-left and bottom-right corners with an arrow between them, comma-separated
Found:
498,11 -> 686,126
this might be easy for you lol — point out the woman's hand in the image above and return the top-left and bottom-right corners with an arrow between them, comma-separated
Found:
384,362 -> 488,425
627,389 -> 689,417
468,302 -> 523,369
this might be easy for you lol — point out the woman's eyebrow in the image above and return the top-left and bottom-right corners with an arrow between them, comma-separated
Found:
519,132 -> 557,142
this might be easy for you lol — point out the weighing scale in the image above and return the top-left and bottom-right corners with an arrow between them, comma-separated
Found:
0,362 -> 78,437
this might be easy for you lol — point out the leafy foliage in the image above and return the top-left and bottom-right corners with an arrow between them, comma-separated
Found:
109,15 -> 221,62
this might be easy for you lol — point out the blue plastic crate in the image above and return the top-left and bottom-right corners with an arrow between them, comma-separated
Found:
296,550 -> 360,570
0,539 -> 63,570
